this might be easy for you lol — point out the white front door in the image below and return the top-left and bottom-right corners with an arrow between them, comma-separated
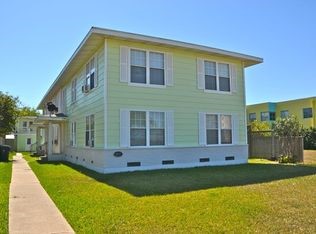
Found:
52,124 -> 61,154
25,138 -> 32,151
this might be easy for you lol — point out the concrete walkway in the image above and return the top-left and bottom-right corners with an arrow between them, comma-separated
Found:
9,153 -> 74,234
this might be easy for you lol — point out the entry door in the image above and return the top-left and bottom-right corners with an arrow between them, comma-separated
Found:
25,138 -> 32,151
52,124 -> 61,154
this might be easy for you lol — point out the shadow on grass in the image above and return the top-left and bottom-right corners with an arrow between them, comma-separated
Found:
35,160 -> 316,197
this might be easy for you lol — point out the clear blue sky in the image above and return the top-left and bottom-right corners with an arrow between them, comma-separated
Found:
1,0 -> 315,108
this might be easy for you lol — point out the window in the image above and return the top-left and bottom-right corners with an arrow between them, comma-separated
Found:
26,138 -> 31,145
85,57 -> 96,90
269,112 -> 276,121
22,121 -> 27,128
204,61 -> 230,92
249,113 -> 256,122
261,112 -> 269,121
70,122 -> 76,146
130,111 -> 165,147
261,112 -> 275,121
85,115 -> 94,147
71,79 -> 77,103
280,110 -> 289,119
130,49 -> 165,86
206,114 -> 232,145
130,111 -> 146,146
303,108 -> 313,118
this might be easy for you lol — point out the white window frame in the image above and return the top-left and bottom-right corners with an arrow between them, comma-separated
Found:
71,78 -> 77,103
129,110 -> 167,148
85,57 -> 97,92
26,138 -> 32,145
70,121 -> 76,147
85,115 -> 95,148
129,48 -> 166,88
204,60 -> 232,93
205,113 -> 233,146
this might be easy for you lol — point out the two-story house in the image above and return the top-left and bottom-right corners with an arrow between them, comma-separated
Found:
35,27 -> 262,173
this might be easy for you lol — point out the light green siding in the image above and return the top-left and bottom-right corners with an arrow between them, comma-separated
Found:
63,46 -> 105,149
17,134 -> 36,152
106,39 -> 247,148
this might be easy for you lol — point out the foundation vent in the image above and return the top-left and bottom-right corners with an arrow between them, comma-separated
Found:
127,162 -> 141,167
199,158 -> 210,162
162,160 -> 174,165
225,156 -> 235,161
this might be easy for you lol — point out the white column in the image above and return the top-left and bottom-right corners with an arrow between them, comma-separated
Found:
47,123 -> 53,155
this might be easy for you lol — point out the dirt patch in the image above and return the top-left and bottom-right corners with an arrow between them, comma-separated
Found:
304,150 -> 316,164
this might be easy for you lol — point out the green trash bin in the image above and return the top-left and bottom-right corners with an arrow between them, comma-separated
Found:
0,145 -> 11,162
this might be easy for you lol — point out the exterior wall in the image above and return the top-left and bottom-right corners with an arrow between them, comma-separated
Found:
15,117 -> 37,152
49,46 -> 106,150
16,134 -> 36,151
247,103 -> 270,123
64,145 -> 248,174
276,98 -> 315,128
247,97 -> 315,128
106,38 -> 247,149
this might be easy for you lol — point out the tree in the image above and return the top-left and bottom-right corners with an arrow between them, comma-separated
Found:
250,120 -> 271,132
0,92 -> 20,138
272,115 -> 302,163
18,106 -> 39,116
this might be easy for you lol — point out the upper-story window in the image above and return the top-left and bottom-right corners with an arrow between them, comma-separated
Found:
205,61 -> 230,92
303,107 -> 313,118
85,57 -> 96,91
120,46 -> 173,87
22,121 -> 27,128
71,78 -> 77,103
261,112 -> 275,121
197,59 -> 237,93
249,113 -> 256,122
280,110 -> 289,119
130,49 -> 165,86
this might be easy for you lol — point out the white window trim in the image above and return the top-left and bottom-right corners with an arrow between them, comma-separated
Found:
70,121 -> 77,147
205,112 -> 233,146
71,78 -> 77,104
202,58 -> 233,94
85,114 -> 95,148
83,55 -> 98,94
129,109 -> 167,148
128,47 -> 167,88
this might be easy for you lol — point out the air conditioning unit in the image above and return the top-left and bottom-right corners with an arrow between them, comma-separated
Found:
82,84 -> 90,93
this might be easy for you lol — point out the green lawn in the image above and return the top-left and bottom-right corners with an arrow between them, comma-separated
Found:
0,152 -> 14,234
24,154 -> 316,233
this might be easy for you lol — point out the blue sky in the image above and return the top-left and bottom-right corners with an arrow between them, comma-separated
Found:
0,0 -> 315,108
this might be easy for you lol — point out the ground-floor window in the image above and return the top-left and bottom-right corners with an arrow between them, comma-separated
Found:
85,115 -> 95,147
130,111 -> 165,147
206,113 -> 232,145
70,122 -> 76,146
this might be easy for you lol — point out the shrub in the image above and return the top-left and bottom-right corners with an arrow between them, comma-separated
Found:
273,115 -> 303,163
302,127 -> 316,150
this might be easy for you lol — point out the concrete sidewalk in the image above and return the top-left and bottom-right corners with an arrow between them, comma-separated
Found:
9,153 -> 74,234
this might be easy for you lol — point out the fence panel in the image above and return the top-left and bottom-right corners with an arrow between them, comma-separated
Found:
248,130 -> 304,162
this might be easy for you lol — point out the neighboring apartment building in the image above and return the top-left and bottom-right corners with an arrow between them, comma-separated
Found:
14,116 -> 37,151
247,96 -> 316,128
35,27 -> 262,173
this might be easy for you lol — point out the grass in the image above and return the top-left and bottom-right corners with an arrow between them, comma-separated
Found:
24,152 -> 316,233
0,152 -> 14,234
